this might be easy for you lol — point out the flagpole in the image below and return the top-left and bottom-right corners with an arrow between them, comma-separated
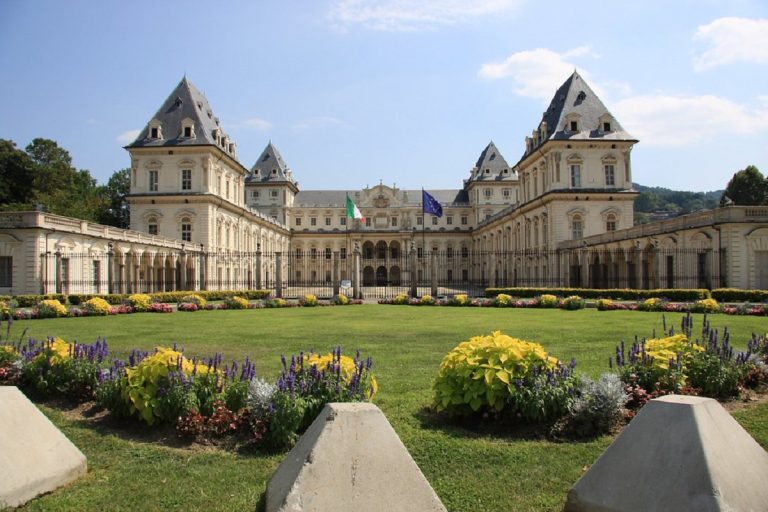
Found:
421,188 -> 426,293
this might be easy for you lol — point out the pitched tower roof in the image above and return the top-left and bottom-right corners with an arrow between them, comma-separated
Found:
521,71 -> 635,159
247,142 -> 297,187
126,77 -> 238,159
466,141 -> 516,184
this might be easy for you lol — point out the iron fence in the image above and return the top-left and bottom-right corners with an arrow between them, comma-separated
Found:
38,247 -> 725,299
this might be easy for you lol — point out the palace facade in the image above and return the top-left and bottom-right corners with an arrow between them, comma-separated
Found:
1,74 -> 766,296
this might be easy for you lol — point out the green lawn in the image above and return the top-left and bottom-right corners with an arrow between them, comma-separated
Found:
10,306 -> 768,511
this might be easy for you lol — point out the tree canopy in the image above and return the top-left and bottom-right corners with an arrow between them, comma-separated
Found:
0,138 -> 130,228
721,165 -> 767,206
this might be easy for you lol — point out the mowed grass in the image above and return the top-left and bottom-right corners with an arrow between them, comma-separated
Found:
10,306 -> 768,512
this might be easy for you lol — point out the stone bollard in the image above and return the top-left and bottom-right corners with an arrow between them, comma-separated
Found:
0,387 -> 87,508
564,395 -> 768,512
266,402 -> 446,512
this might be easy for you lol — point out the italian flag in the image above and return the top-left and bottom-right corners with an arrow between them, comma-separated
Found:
346,195 -> 365,221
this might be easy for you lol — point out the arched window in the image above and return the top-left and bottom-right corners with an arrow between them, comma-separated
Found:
606,213 -> 617,232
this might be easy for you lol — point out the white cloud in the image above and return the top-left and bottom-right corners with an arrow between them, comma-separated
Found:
612,94 -> 768,147
116,129 -> 141,144
479,46 -> 599,101
292,116 -> 352,132
693,17 -> 768,71
241,117 -> 272,130
328,0 -> 523,31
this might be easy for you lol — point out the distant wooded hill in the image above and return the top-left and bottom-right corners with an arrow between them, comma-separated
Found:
633,183 -> 723,224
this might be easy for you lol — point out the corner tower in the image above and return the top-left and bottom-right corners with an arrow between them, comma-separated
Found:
513,71 -> 638,248
245,142 -> 299,224
125,77 -> 283,253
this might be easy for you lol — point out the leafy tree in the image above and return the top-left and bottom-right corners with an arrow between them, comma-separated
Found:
0,139 -> 37,208
721,165 -> 767,206
98,167 -> 130,228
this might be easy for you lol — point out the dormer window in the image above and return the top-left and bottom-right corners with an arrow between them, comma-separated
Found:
603,122 -> 612,132
150,127 -> 159,138
570,121 -> 578,132
184,126 -> 192,137
272,169 -> 277,175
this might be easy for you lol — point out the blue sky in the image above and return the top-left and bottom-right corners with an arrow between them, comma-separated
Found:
0,0 -> 766,192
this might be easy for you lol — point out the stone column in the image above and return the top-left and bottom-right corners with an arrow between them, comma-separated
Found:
275,252 -> 283,298
107,245 -> 114,294
40,252 -> 48,295
353,243 -> 361,300
409,241 -> 417,298
199,246 -> 208,291
255,244 -> 263,290
179,249 -> 187,291
430,248 -> 438,297
54,249 -> 62,294
333,251 -> 340,297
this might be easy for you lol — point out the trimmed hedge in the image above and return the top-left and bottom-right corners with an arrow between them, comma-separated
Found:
484,287 -> 710,302
15,294 -> 68,307
711,288 -> 768,303
21,290 -> 273,307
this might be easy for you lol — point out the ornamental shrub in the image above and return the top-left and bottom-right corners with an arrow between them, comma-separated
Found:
267,348 -> 377,449
448,294 -> 469,306
433,331 -> 578,422
83,297 -> 111,316
539,294 -> 559,308
37,299 -> 68,318
692,298 -> 720,314
420,294 -> 435,305
128,294 -> 151,312
334,293 -> 349,305
300,294 -> 319,307
596,298 -> 613,311
560,295 -> 585,310
224,296 -> 249,309
0,300 -> 10,320
637,297 -> 664,312
558,373 -> 628,438
17,337 -> 108,401
264,298 -> 287,308
392,293 -> 409,305
179,294 -> 207,309
493,293 -> 513,307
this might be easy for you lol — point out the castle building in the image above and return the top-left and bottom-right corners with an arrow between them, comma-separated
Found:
0,73 -> 766,296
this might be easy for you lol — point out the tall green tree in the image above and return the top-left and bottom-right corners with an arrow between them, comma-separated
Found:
721,165 -> 767,206
0,139 -> 37,208
98,167 -> 130,228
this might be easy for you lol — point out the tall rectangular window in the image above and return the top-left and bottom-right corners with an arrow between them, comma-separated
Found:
92,260 -> 101,293
417,216 -> 423,226
0,256 -> 11,287
391,216 -> 397,227
149,170 -> 158,192
340,217 -> 347,226
148,223 -> 158,235
310,217 -> 317,226
431,216 -> 438,225
461,215 -> 468,225
604,164 -> 615,186
570,164 -> 581,188
325,217 -> 331,226
182,169 -> 192,190
447,216 -> 453,225
181,223 -> 192,242
295,218 -> 302,227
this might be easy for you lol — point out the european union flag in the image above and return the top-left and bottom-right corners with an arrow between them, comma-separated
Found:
422,189 -> 443,218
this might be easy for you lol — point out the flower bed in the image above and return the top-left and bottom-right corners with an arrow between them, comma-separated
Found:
0,335 -> 376,451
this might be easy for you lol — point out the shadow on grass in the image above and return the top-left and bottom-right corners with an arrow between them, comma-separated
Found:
414,405 -> 611,443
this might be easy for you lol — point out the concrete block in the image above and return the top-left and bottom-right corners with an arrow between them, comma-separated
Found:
565,394 -> 768,512
266,402 -> 446,512
0,387 -> 87,508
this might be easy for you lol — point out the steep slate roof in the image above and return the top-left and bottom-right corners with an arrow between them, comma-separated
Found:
466,141 -> 516,183
525,71 -> 634,156
126,77 -> 234,152
246,142 -> 295,184
294,189 -> 469,207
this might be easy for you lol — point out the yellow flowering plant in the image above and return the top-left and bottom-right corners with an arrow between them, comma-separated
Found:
300,294 -> 319,307
224,296 -> 249,309
448,294 -> 469,306
420,294 -> 435,305
692,298 -> 720,314
539,294 -> 559,308
128,293 -> 152,312
493,293 -> 513,307
83,297 -> 111,316
433,331 -> 578,421
392,293 -> 409,305
36,299 -> 68,318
